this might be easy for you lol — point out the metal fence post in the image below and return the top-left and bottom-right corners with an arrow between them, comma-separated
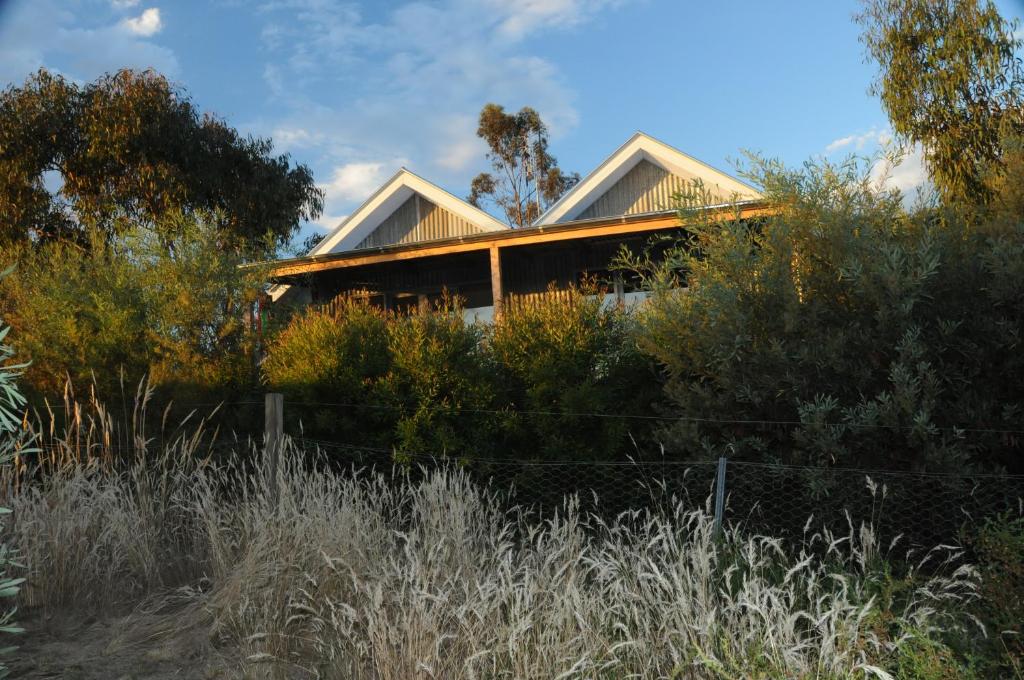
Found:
265,393 -> 283,510
714,456 -> 727,537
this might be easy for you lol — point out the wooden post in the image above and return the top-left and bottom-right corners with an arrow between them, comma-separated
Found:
265,393 -> 283,510
489,245 -> 503,318
713,456 -> 727,537
613,272 -> 625,307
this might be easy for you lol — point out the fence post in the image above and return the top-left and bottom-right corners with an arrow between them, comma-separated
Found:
714,456 -> 727,537
265,392 -> 283,510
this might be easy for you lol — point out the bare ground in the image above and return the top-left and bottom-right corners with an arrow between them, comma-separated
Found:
11,596 -> 244,680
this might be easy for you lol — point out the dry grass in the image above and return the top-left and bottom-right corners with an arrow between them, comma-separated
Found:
1,392 -> 981,679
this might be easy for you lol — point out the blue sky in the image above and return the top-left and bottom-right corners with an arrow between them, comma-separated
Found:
2,0 -> 1023,244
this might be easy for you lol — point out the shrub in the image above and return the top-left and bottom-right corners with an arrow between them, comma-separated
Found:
965,511 -> 1024,675
0,272 -> 28,675
0,213 -> 262,406
487,283 -> 662,460
262,298 -> 394,447
263,296 -> 499,456
627,157 -> 1024,473
376,295 -> 499,456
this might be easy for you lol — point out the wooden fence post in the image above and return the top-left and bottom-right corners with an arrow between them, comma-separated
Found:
713,456 -> 727,537
265,392 -> 283,510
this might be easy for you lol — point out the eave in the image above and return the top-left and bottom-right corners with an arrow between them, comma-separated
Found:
253,200 -> 774,282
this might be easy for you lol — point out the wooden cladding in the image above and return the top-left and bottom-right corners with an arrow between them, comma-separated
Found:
356,193 -> 486,249
503,288 -> 578,312
577,159 -> 725,221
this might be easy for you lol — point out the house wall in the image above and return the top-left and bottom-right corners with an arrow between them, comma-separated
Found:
356,193 -> 487,249
576,159 -> 721,220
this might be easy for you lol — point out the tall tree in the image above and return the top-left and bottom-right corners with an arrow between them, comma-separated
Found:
467,104 -> 579,228
0,69 -> 323,256
857,0 -> 1024,205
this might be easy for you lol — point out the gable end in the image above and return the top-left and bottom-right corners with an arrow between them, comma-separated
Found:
356,193 -> 487,249
576,159 -> 723,220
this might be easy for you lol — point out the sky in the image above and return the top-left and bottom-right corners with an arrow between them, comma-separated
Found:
2,0 -> 1023,246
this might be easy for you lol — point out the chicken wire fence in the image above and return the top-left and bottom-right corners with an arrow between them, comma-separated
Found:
291,436 -> 1024,551
28,391 -> 1022,552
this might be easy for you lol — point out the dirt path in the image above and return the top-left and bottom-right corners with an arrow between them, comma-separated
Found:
11,600 -> 238,679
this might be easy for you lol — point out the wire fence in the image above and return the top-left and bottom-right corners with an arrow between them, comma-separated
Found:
292,435 -> 1024,551
21,391 -> 1024,551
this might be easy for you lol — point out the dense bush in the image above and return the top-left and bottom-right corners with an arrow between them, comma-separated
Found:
377,296 -> 498,456
264,296 -> 501,456
627,156 -> 1024,473
261,298 -> 393,447
965,511 -> 1024,674
0,213 -> 263,406
263,289 -> 662,460
488,284 -> 661,460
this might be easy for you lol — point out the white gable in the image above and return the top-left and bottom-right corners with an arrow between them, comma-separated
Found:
536,132 -> 762,225
311,168 -> 508,255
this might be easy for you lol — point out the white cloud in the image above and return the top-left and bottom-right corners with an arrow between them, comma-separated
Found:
314,158 -> 409,230
488,0 -> 626,40
120,8 -> 163,37
111,0 -> 140,8
311,214 -> 348,232
827,127 -> 930,202
321,162 -> 396,203
870,143 -> 930,198
825,127 -> 890,153
0,1 -> 177,86
271,126 -> 325,151
434,114 -> 487,171
253,0 -> 629,217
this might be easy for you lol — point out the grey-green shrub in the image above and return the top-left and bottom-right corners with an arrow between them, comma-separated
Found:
627,155 -> 1024,473
0,269 -> 27,677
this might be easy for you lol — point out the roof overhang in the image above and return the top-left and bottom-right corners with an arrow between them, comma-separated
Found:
254,200 -> 772,282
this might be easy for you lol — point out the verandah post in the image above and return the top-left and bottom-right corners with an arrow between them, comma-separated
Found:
265,392 -> 283,510
489,244 -> 503,319
713,456 -> 727,537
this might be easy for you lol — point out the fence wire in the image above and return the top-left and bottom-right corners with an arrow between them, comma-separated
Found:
293,437 -> 1024,550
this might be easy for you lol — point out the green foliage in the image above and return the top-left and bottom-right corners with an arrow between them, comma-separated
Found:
488,284 -> 660,461
627,157 -> 1024,472
891,634 -> 977,680
0,214 -> 262,403
262,299 -> 394,447
264,297 -> 497,456
857,0 -> 1024,206
0,68 -> 323,255
965,512 -> 1024,675
0,270 -> 27,677
468,103 -> 579,227
379,297 -> 498,456
263,290 -> 661,460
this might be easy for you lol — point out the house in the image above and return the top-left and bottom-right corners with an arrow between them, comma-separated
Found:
261,132 -> 769,320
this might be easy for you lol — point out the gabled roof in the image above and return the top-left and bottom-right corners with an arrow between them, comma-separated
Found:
536,131 -> 762,225
310,168 -> 509,255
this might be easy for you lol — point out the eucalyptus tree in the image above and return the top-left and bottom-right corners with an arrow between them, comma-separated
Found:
468,103 -> 579,228
858,0 -> 1024,206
